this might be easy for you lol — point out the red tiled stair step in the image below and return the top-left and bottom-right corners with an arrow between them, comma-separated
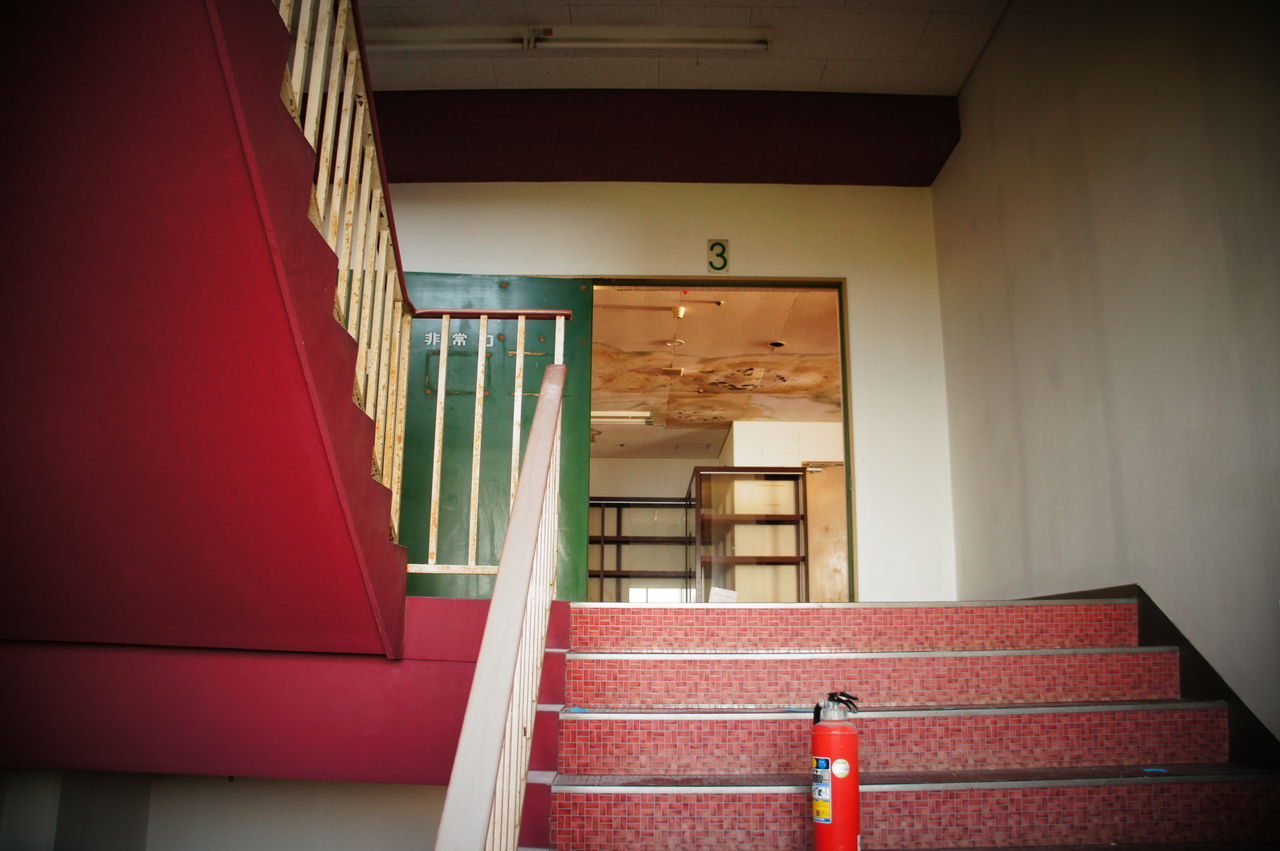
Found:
557,701 -> 1229,775
569,600 -> 1139,653
549,766 -> 1280,851
564,647 -> 1181,709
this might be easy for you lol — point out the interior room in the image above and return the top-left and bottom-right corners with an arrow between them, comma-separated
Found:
587,283 -> 850,603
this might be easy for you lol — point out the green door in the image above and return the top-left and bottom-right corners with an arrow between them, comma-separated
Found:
400,273 -> 592,601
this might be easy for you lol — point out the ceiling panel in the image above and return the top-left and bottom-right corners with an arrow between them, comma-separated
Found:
363,0 -> 1008,93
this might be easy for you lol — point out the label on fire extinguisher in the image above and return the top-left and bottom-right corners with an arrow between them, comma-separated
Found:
811,756 -> 832,824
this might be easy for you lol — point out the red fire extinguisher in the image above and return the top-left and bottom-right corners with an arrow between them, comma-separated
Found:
812,691 -> 860,851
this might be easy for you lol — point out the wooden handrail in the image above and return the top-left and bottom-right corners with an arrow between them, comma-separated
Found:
413,308 -> 573,321
435,364 -> 566,850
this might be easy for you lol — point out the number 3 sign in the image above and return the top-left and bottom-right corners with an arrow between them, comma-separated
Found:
707,239 -> 729,274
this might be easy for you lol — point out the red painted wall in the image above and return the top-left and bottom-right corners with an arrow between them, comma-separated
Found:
0,600 -> 568,784
1,0 -> 405,654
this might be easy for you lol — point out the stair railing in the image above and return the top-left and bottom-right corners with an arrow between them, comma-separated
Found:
274,0 -> 413,539
407,309 -> 570,576
435,363 -> 566,851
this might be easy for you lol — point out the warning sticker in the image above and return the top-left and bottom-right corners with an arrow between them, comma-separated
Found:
811,757 -> 832,824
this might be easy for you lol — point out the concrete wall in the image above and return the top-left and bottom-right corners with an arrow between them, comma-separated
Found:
0,771 -> 443,851
933,0 -> 1280,734
392,182 -> 957,602
147,777 -> 443,851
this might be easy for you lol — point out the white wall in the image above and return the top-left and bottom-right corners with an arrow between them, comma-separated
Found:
391,182 -> 957,601
146,777 -> 444,851
590,457 -> 718,499
727,421 -> 844,467
933,0 -> 1280,734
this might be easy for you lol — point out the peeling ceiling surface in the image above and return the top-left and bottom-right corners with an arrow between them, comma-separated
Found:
362,0 -> 1007,95
591,285 -> 843,458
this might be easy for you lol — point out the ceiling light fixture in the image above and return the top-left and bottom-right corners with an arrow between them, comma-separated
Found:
364,25 -> 774,53
590,410 -> 654,426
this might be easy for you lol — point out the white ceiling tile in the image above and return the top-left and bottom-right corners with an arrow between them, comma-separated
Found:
659,57 -> 824,89
389,4 -> 572,24
568,5 -> 755,26
912,11 -> 1000,63
843,0 -> 1005,11
492,56 -> 662,86
552,46 -> 736,57
366,0 -> 478,8
671,0 -> 841,7
358,0 -> 457,6
819,58 -> 968,93
368,57 -> 499,89
749,8 -> 929,61
357,7 -> 400,26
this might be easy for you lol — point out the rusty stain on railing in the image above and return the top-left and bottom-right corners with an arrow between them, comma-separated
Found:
275,0 -> 412,540
467,314 -> 490,568
509,315 -> 527,507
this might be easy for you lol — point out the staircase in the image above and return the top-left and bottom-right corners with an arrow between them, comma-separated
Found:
544,600 -> 1279,850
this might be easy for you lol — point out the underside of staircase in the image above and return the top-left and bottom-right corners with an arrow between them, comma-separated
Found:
529,600 -> 1279,850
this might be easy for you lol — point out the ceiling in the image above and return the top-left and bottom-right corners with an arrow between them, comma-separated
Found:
591,285 -> 843,458
361,0 -> 1007,94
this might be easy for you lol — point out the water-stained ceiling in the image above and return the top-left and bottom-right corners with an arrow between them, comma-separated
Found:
591,285 -> 843,458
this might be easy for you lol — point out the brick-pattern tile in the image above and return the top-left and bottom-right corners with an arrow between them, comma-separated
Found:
551,792 -> 810,851
550,782 -> 1280,850
570,604 -> 1138,653
861,781 -> 1280,848
564,651 -> 1180,709
558,708 -> 1228,775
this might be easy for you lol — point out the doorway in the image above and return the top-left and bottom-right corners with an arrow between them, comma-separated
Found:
586,281 -> 853,603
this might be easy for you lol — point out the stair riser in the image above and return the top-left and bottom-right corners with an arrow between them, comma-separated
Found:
551,782 -> 1280,850
571,603 -> 1138,653
565,651 -> 1180,709
558,708 -> 1228,775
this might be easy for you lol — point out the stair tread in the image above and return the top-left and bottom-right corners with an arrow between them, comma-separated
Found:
561,698 -> 1225,717
568,644 -> 1171,658
883,845 -> 1280,851
571,599 -> 1139,608
555,762 -> 1279,790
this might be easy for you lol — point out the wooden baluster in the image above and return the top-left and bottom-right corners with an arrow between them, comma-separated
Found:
361,227 -> 390,415
315,0 -> 352,229
289,0 -> 315,113
467,315 -> 490,567
427,316 -> 451,565
302,0 -> 333,146
389,308 -> 413,538
371,251 -> 398,467
344,143 -> 374,334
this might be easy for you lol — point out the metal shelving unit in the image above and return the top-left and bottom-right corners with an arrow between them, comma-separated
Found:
587,496 -> 695,602
688,467 -> 809,603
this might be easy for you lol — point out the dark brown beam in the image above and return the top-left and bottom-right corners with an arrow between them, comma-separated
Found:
373,89 -> 960,187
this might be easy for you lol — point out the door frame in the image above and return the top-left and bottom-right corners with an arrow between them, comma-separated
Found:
587,275 -> 858,602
